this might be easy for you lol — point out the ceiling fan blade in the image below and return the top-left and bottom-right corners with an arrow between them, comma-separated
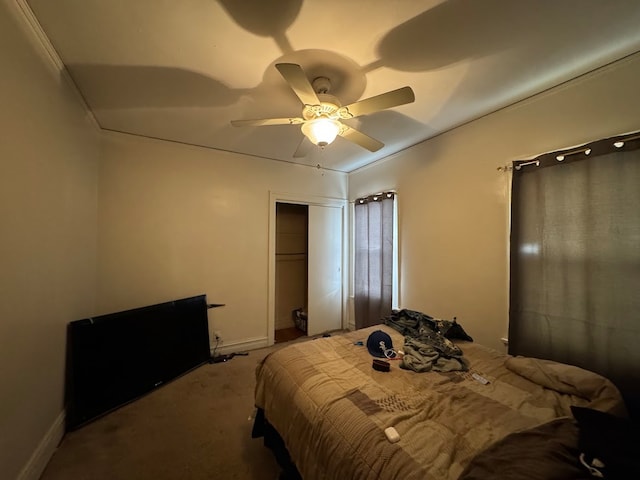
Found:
293,135 -> 314,158
340,86 -> 415,118
231,117 -> 303,127
275,63 -> 320,106
339,125 -> 384,152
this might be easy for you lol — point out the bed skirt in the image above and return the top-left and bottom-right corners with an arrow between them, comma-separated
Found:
252,407 -> 302,480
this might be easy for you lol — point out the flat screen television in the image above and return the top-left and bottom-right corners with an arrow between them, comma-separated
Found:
66,294 -> 211,430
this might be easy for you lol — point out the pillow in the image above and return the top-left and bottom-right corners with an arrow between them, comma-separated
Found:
571,406 -> 640,479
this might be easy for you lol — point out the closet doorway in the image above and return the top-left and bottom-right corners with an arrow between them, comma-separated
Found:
268,192 -> 346,346
274,203 -> 308,343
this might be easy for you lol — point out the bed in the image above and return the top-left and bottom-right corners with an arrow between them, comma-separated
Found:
254,318 -> 632,480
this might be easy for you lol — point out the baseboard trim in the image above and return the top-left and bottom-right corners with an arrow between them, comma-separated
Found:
211,336 -> 269,356
17,410 -> 65,480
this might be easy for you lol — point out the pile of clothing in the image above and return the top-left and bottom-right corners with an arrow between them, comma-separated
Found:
384,309 -> 473,373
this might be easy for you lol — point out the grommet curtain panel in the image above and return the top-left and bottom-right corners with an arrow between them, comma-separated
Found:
354,192 -> 395,329
509,133 -> 640,417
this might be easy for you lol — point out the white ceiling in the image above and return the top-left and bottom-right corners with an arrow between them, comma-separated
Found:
25,0 -> 640,172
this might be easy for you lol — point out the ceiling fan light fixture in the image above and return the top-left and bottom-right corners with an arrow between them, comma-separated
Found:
302,117 -> 341,147
232,63 -> 415,156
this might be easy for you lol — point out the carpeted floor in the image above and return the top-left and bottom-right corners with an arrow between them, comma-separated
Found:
40,341 -> 302,480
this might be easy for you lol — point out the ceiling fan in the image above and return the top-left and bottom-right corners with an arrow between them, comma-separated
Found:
231,63 -> 415,156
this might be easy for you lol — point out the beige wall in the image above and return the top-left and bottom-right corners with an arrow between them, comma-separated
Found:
0,1 -> 100,478
97,132 -> 346,349
4,0 -> 639,475
349,52 -> 640,351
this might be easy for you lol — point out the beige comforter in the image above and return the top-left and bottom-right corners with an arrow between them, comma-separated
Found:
255,326 -> 625,480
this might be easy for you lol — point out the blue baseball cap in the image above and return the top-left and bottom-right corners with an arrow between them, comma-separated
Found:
366,330 -> 396,358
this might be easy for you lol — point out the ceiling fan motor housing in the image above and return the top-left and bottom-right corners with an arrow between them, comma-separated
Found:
302,94 -> 341,120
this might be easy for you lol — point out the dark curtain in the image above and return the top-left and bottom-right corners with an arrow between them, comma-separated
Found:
509,133 -> 640,417
354,192 -> 395,329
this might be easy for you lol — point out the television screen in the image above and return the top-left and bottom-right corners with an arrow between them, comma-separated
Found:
66,294 -> 211,430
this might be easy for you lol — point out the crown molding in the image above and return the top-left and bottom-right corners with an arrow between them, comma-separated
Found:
14,0 -> 64,70
13,0 -> 101,131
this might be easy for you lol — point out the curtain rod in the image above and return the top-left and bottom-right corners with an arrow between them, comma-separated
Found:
498,130 -> 640,172
355,191 -> 396,204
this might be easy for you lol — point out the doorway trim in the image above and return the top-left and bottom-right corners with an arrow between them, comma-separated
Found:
268,191 -> 348,346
